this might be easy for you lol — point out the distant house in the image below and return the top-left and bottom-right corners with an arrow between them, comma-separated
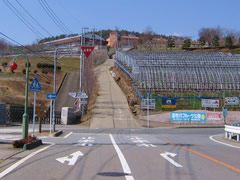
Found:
41,34 -> 105,49
106,31 -> 119,48
106,31 -> 139,48
152,37 -> 168,43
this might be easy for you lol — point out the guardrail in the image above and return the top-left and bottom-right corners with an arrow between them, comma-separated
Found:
225,124 -> 240,142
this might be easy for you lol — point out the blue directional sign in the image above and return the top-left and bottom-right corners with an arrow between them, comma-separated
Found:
47,93 -> 56,99
30,77 -> 42,92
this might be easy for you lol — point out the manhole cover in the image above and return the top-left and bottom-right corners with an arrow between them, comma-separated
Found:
97,172 -> 130,177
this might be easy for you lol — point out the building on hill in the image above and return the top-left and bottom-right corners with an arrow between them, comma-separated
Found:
106,31 -> 139,49
40,34 -> 105,49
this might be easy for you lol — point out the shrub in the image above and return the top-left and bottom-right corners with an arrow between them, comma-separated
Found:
13,136 -> 37,148
37,63 -> 59,69
2,62 -> 8,67
56,66 -> 61,70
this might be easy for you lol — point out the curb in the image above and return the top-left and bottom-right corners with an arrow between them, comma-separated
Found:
23,139 -> 42,150
176,125 -> 224,128
53,130 -> 63,137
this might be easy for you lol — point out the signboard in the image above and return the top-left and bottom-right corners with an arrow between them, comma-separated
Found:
201,99 -> 219,108
30,77 -> 42,92
47,93 -> 56,99
141,99 -> 155,110
225,97 -> 239,105
162,98 -> 176,108
68,92 -> 88,99
74,99 -> 88,107
171,112 -> 206,122
207,113 -> 221,120
76,92 -> 88,99
80,101 -> 88,105
81,46 -> 94,58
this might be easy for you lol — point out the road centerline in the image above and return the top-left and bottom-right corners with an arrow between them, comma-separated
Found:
109,134 -> 134,180
161,138 -> 240,173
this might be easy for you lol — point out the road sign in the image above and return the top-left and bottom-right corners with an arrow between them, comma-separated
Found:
68,92 -> 77,98
47,93 -> 56,99
141,99 -> 155,109
74,98 -> 88,108
171,112 -> 206,122
29,77 -> 41,92
81,46 -> 94,58
68,92 -> 88,99
76,92 -> 88,99
80,101 -> 88,105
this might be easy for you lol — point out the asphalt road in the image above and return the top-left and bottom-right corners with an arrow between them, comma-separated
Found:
1,128 -> 240,180
55,72 -> 80,111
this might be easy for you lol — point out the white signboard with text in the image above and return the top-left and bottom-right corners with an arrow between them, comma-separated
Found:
201,99 -> 219,108
225,97 -> 239,105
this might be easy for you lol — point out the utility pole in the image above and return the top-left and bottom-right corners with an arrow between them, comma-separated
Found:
100,30 -> 102,48
79,27 -> 88,114
92,27 -> 96,46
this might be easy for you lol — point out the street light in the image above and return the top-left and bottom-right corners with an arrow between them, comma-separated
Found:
10,53 -> 30,139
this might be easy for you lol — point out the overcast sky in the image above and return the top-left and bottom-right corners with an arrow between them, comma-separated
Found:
1,0 -> 239,45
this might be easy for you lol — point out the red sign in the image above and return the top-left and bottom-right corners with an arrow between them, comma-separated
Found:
74,99 -> 79,107
81,46 -> 94,58
207,113 -> 221,120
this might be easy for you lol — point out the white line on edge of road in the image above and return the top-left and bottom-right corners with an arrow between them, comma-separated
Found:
209,134 -> 240,149
64,132 -> 73,138
0,143 -> 54,179
109,134 -> 134,180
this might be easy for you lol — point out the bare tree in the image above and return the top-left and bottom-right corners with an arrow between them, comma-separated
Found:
82,49 -> 108,112
0,38 -> 11,51
198,27 -> 223,46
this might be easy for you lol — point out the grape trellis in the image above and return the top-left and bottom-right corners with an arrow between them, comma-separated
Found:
115,51 -> 240,92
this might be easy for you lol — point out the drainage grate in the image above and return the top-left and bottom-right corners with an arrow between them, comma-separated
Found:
97,172 -> 130,177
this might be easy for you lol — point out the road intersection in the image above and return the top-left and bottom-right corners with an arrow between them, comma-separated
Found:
1,128 -> 240,180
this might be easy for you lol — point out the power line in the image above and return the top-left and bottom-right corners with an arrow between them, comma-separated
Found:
0,31 -> 80,70
15,0 -> 53,37
3,0 -> 44,39
37,0 -> 71,34
41,0 -> 72,34
0,31 -> 52,63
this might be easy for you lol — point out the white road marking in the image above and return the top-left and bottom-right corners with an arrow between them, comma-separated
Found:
109,134 -> 134,180
130,136 -> 156,147
209,134 -> 240,149
0,143 -> 54,179
56,151 -> 84,166
75,136 -> 95,146
64,132 -> 73,138
160,151 -> 183,168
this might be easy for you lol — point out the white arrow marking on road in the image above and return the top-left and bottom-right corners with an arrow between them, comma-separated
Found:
160,152 -> 183,168
56,151 -> 84,166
